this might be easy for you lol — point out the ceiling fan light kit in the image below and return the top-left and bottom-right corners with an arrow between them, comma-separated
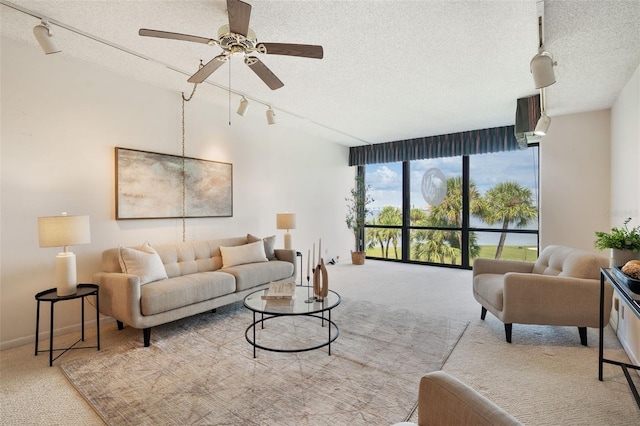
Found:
139,0 -> 323,90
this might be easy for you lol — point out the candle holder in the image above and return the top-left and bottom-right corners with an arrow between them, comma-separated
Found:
305,272 -> 317,303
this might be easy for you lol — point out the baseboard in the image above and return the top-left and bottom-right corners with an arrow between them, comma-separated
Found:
0,316 -> 114,351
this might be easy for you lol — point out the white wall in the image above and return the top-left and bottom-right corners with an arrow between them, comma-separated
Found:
539,109 -> 612,252
0,37 -> 353,349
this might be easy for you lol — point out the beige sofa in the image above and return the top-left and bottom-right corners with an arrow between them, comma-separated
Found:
393,371 -> 521,426
473,245 -> 611,345
93,235 -> 296,346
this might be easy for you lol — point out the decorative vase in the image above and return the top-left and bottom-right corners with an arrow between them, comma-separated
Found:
610,248 -> 640,268
351,251 -> 365,265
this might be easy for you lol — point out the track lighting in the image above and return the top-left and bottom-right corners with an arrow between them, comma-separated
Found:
530,51 -> 556,89
534,112 -> 551,136
33,20 -> 61,54
266,107 -> 276,125
237,97 -> 249,116
530,5 -> 556,89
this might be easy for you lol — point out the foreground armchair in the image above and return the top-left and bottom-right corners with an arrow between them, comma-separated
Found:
473,245 -> 611,345
393,371 -> 521,426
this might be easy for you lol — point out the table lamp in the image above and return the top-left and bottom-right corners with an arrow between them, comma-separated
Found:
276,213 -> 296,250
38,213 -> 91,296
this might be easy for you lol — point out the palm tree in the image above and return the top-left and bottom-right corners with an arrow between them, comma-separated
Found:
376,206 -> 402,258
481,181 -> 537,259
426,176 -> 483,255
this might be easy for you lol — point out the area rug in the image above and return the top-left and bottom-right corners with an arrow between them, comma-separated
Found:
60,298 -> 468,425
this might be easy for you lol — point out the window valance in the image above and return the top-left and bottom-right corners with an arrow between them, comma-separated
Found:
348,125 -> 520,166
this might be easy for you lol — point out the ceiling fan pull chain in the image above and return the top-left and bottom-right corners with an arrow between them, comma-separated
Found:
228,59 -> 232,126
179,80 -> 197,243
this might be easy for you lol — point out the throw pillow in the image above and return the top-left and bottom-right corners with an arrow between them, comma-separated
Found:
220,240 -> 268,268
118,241 -> 168,285
247,234 -> 277,260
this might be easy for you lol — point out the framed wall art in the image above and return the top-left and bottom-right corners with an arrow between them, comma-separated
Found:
115,147 -> 233,219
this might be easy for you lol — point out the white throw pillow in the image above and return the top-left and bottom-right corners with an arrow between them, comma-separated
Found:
220,240 -> 268,268
118,241 -> 168,285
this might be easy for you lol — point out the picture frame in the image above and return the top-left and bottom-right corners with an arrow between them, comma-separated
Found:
115,147 -> 233,219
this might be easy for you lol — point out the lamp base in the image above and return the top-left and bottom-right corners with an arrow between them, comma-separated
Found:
284,232 -> 292,250
56,252 -> 78,296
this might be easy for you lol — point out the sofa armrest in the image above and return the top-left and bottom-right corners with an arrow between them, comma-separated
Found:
274,249 -> 298,280
418,371 -> 521,426
92,272 -> 143,327
501,273 -> 613,326
473,258 -> 534,277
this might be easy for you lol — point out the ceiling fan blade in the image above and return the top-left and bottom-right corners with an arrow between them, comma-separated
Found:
227,0 -> 252,37
187,55 -> 228,83
245,56 -> 283,90
257,43 -> 323,59
139,29 -> 215,46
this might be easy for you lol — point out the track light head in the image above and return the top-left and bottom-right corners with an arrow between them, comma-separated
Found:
530,51 -> 556,89
237,97 -> 249,116
266,107 -> 276,125
534,112 -> 551,136
33,21 -> 61,54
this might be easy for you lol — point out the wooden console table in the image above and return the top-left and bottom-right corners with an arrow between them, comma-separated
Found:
599,268 -> 640,409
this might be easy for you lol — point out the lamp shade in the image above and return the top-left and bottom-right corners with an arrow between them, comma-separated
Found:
530,51 -> 556,89
33,23 -> 61,55
38,215 -> 91,248
276,213 -> 296,230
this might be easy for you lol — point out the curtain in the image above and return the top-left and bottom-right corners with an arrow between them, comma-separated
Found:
349,124 -> 522,166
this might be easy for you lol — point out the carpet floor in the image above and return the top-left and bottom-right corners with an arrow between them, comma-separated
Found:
59,298 -> 467,425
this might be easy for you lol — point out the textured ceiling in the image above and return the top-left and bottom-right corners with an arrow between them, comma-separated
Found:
2,0 -> 639,146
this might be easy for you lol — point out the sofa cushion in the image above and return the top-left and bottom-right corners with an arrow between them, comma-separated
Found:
140,271 -> 236,315
222,260 -> 295,292
118,242 -> 168,285
247,234 -> 277,260
220,240 -> 268,268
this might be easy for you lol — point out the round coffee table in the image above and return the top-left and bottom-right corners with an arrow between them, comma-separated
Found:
243,285 -> 340,358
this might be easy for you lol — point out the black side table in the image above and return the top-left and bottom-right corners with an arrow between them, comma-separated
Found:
35,283 -> 100,366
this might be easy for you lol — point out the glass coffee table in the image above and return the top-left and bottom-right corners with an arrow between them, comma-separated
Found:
243,285 -> 340,358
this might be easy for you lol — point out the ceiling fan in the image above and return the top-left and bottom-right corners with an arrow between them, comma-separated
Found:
139,0 -> 323,90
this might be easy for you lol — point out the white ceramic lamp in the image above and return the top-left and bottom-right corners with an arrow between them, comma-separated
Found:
276,213 -> 296,250
38,213 -> 91,296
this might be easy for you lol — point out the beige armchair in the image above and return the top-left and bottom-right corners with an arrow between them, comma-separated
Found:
473,245 -> 611,345
393,371 -> 521,426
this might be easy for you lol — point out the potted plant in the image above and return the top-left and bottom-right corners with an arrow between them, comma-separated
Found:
594,217 -> 640,267
345,175 -> 373,265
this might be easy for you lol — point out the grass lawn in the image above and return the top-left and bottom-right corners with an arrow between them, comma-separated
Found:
366,245 -> 538,263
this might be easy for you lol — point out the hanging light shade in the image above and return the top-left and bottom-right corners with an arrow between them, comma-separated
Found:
237,97 -> 249,116
33,21 -> 61,54
266,107 -> 276,125
530,51 -> 556,89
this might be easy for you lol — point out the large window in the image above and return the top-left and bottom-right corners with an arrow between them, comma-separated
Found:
364,146 -> 539,268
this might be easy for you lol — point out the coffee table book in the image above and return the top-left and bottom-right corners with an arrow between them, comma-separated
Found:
261,281 -> 296,300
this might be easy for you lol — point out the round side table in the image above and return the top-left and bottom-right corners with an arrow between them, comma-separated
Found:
34,283 -> 100,366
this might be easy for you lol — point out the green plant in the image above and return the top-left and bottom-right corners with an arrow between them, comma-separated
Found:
594,217 -> 640,252
345,175 -> 374,252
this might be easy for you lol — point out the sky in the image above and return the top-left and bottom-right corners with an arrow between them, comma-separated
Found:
365,147 -> 539,212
